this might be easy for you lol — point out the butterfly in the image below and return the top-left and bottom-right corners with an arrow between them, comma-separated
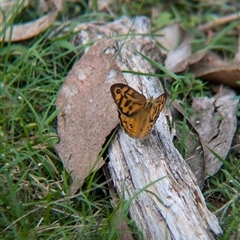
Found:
110,83 -> 167,139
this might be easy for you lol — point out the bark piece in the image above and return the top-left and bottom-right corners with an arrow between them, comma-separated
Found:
106,17 -> 222,239
108,45 -> 222,240
56,16 -> 223,239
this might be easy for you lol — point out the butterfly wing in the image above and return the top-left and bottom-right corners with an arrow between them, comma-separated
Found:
118,112 -> 140,138
139,93 -> 167,138
150,93 -> 167,123
110,83 -> 146,116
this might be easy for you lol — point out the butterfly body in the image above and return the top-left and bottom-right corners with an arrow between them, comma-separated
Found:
110,83 -> 167,139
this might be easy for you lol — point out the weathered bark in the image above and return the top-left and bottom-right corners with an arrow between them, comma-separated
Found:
109,123 -> 222,239
107,23 -> 222,239
71,16 -> 223,239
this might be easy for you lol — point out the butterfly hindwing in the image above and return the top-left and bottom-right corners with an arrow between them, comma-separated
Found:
118,112 -> 140,138
140,93 -> 167,138
149,93 -> 167,123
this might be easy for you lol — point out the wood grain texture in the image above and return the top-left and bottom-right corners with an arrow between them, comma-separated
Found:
65,16 -> 223,239
106,17 -> 222,240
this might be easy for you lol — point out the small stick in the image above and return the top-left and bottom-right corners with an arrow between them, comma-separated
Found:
198,13 -> 240,31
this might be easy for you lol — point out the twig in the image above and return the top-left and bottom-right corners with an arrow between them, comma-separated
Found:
198,13 -> 240,31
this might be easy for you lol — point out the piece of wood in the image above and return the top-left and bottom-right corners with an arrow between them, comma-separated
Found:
106,20 -> 222,239
71,16 -> 223,239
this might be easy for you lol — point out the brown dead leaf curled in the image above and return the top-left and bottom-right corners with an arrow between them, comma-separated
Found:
189,49 -> 208,65
56,39 -> 126,194
189,51 -> 240,88
171,87 -> 238,186
1,0 -> 63,42
190,87 -> 238,177
155,24 -> 191,73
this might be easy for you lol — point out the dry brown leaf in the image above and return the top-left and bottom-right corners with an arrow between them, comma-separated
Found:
155,24 -> 191,73
190,87 -> 238,177
0,0 -> 28,31
189,49 -> 208,65
56,39 -> 126,194
1,0 -> 62,42
189,51 -> 240,88
171,86 -> 238,186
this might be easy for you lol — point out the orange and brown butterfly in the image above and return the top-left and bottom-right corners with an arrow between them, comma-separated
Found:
110,83 -> 167,138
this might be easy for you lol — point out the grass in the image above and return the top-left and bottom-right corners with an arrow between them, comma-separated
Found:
0,0 -> 239,239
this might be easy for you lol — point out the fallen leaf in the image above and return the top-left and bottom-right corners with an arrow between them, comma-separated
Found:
155,24 -> 191,73
56,39 -> 125,194
189,49 -> 208,65
171,86 -> 238,186
190,87 -> 238,176
189,51 -> 240,88
1,0 -> 63,42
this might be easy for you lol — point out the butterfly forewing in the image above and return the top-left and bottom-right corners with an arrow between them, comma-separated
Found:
110,84 -> 146,116
140,93 -> 167,138
150,93 -> 167,123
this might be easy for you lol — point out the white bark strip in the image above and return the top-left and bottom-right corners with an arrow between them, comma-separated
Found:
109,118 -> 222,239
108,27 -> 222,239
70,15 -> 222,239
